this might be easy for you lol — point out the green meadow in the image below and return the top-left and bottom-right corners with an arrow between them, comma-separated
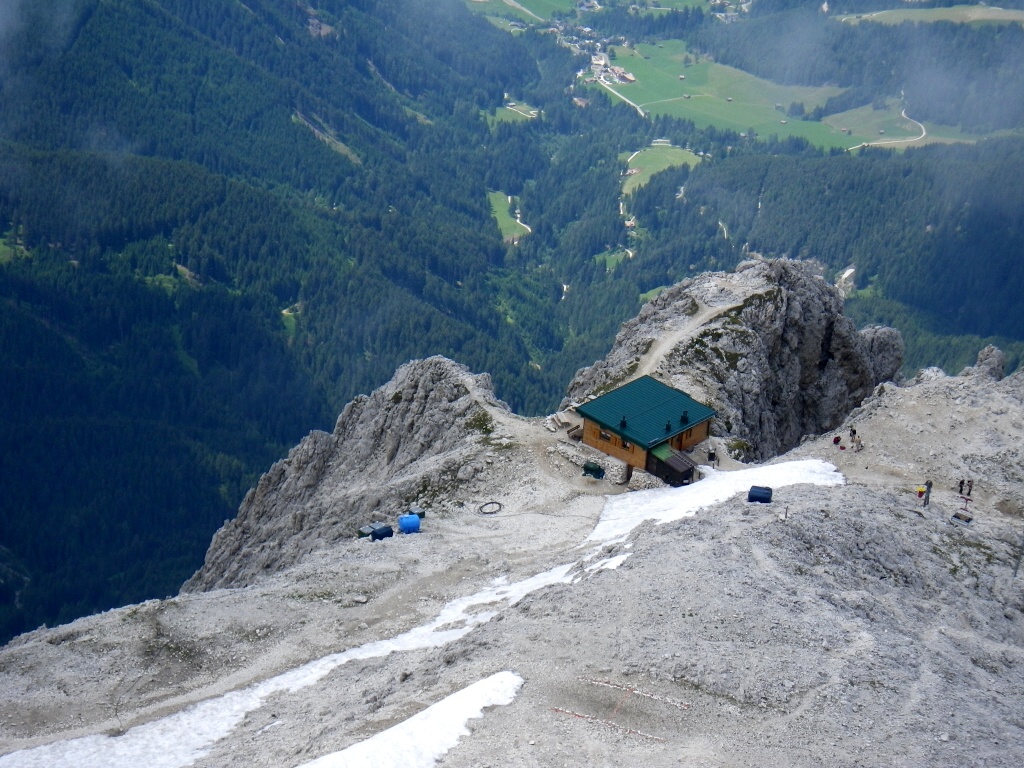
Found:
595,41 -> 930,150
470,0 -> 705,20
467,0 -> 537,23
280,308 -> 298,337
488,191 -> 531,240
635,0 -> 709,10
0,241 -> 17,264
0,229 -> 26,264
909,122 -> 1017,144
823,101 -> 1003,149
621,144 -> 701,194
472,3 -> 1001,149
594,248 -> 633,271
502,102 -> 541,120
514,0 -> 576,18
486,100 -> 541,127
822,101 -> 925,145
838,5 -> 1024,25
468,0 -> 575,21
484,14 -> 530,31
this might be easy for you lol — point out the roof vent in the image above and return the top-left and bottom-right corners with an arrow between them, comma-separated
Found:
665,421 -> 672,432
681,410 -> 689,424
620,416 -> 628,429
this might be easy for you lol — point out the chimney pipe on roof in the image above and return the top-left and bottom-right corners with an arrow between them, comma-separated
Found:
620,416 -> 627,429
681,410 -> 689,424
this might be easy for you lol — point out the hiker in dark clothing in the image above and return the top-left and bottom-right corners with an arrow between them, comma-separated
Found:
958,479 -> 965,495
967,479 -> 973,496
923,480 -> 933,507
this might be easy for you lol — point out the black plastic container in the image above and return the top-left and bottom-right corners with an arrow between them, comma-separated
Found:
747,486 -> 773,503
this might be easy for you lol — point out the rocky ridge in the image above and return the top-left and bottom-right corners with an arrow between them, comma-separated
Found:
189,260 -> 905,593
184,356 -> 509,591
2,263 -> 1024,768
564,259 -> 904,461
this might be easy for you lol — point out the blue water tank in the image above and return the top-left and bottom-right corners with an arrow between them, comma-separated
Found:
398,514 -> 421,534
747,486 -> 773,503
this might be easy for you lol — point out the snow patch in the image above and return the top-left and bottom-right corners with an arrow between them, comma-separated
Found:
296,671 -> 523,768
1,461 -> 841,768
584,554 -> 631,572
0,568 -> 571,768
587,459 -> 844,544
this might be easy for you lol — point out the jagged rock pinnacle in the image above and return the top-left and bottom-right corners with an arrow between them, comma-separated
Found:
182,357 -> 504,591
564,259 -> 904,461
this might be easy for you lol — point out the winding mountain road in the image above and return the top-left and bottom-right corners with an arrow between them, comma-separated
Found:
848,107 -> 927,151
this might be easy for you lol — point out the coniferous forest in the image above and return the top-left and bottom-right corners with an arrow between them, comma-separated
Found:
2,0 -> 1023,643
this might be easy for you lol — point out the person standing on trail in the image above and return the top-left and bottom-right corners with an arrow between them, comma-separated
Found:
923,480 -> 933,507
958,479 -> 965,495
850,426 -> 857,439
967,479 -> 973,496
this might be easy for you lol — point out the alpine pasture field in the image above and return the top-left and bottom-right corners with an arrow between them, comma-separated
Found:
635,0 -> 708,10
505,0 -> 577,20
593,248 -> 631,271
468,0 -> 536,23
838,4 -> 1024,25
486,101 -> 540,127
483,14 -> 531,30
598,42 -> 932,149
822,101 -> 925,146
621,144 -> 700,195
488,191 -> 530,240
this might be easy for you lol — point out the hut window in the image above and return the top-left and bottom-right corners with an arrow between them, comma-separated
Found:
622,440 -> 632,451
599,430 -> 611,442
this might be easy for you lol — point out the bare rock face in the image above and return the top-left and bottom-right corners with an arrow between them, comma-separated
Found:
859,324 -> 905,384
961,344 -> 1006,381
565,260 -> 904,461
182,357 -> 506,592
184,261 -> 903,592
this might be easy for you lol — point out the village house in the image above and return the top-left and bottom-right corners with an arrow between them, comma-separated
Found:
574,375 -> 716,486
609,65 -> 636,83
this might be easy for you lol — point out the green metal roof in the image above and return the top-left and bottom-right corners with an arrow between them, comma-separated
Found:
650,443 -> 675,461
575,375 -> 716,450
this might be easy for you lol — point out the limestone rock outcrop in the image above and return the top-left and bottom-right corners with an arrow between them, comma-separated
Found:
186,261 -> 904,591
182,356 -> 506,591
565,259 -> 904,461
859,324 -> 905,384
961,344 -> 1006,381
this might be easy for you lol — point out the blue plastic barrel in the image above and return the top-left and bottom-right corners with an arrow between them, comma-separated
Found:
398,514 -> 421,534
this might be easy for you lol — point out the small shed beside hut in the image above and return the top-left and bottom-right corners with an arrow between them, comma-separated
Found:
574,376 -> 716,486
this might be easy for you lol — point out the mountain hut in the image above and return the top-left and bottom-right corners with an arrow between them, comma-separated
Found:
574,375 -> 716,486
